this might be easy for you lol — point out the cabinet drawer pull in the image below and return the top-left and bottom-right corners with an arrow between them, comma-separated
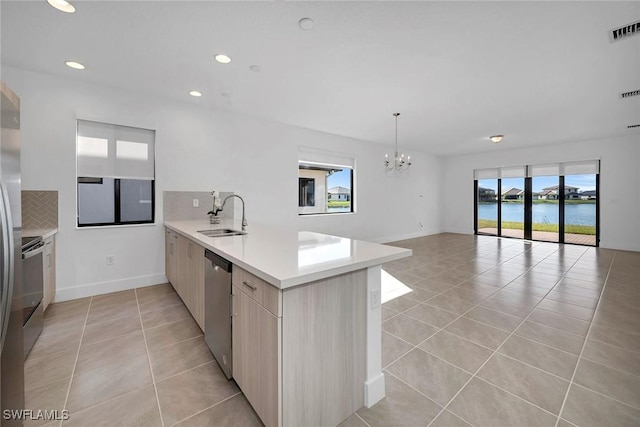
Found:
242,280 -> 257,291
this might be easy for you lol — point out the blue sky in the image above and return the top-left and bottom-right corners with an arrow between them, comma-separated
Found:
327,168 -> 351,189
479,174 -> 596,193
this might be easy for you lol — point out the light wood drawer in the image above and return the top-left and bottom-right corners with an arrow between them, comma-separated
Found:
262,283 -> 281,317
232,266 -> 265,303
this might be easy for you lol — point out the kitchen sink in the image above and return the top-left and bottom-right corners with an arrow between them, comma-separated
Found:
198,229 -> 247,237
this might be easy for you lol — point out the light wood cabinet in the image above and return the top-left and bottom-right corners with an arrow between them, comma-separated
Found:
185,240 -> 205,329
165,227 -> 205,330
165,229 -> 178,286
175,233 -> 189,299
165,227 -> 369,427
42,235 -> 56,311
233,265 -> 366,427
232,282 -> 280,427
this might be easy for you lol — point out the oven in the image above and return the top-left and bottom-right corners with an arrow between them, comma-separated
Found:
22,236 -> 45,358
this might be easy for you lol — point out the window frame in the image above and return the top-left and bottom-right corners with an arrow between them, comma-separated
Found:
297,161 -> 355,216
474,161 -> 600,247
76,119 -> 156,228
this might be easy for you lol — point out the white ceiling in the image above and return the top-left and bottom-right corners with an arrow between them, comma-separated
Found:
2,1 -> 639,156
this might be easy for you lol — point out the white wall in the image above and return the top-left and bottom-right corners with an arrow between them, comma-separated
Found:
2,66 -> 442,300
442,136 -> 640,251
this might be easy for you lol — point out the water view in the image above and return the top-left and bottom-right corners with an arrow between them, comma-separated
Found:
478,202 -> 596,227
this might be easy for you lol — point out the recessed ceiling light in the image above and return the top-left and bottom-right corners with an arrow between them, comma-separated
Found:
47,0 -> 75,13
298,17 -> 314,30
65,61 -> 85,70
249,65 -> 262,73
214,54 -> 231,64
489,135 -> 504,143
189,91 -> 202,97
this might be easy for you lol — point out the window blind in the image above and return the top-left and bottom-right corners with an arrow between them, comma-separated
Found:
499,166 -> 526,178
527,163 -> 560,177
473,168 -> 499,180
77,120 -> 155,180
474,166 -> 525,180
476,160 -> 600,180
561,160 -> 600,176
527,160 -> 600,177
298,146 -> 355,169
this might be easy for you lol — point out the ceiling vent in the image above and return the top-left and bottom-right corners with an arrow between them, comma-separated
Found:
610,20 -> 640,42
627,124 -> 640,129
621,89 -> 640,99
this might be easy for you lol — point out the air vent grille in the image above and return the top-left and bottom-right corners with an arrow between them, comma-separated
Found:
628,124 -> 640,129
621,89 -> 640,99
620,89 -> 640,98
611,21 -> 640,42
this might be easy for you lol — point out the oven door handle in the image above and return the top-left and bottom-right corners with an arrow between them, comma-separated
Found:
22,243 -> 45,260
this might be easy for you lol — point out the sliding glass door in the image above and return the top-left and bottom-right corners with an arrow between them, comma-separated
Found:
476,179 -> 498,236
564,174 -> 597,246
531,175 -> 559,242
474,161 -> 599,247
500,177 -> 525,239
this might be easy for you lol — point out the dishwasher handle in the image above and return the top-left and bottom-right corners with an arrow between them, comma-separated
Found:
205,249 -> 232,273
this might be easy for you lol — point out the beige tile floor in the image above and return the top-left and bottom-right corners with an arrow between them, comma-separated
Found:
26,233 -> 639,427
25,284 -> 262,427
354,233 -> 639,427
478,228 -> 597,246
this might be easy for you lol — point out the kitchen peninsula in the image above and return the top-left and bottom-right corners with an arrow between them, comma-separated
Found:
164,220 -> 411,427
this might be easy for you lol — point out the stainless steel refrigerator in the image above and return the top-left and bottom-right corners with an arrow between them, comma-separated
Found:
1,81 -> 25,426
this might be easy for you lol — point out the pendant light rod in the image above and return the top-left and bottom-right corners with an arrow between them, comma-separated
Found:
394,112 -> 400,155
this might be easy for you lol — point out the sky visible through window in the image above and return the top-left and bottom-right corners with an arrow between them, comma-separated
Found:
328,168 -> 351,189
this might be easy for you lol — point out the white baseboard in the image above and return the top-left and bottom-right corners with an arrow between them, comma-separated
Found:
371,228 -> 442,244
443,227 -> 474,235
600,240 -> 640,252
53,273 -> 168,302
364,372 -> 385,408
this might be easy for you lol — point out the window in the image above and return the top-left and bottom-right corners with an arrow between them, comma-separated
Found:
298,148 -> 354,215
474,161 -> 599,246
298,178 -> 315,207
76,120 -> 155,227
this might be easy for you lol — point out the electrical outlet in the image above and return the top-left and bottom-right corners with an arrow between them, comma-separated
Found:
192,198 -> 199,208
370,289 -> 381,309
106,255 -> 115,265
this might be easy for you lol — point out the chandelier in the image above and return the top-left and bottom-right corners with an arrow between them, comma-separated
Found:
384,113 -> 412,171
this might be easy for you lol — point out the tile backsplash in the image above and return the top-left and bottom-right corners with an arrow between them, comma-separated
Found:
22,190 -> 59,229
163,191 -> 234,221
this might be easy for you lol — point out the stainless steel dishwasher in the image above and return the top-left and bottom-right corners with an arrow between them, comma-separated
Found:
204,249 -> 233,379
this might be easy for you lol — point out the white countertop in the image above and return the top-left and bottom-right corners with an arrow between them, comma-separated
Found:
164,220 -> 412,289
22,228 -> 58,240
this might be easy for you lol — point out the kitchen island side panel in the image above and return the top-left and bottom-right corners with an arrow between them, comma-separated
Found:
281,269 -> 367,427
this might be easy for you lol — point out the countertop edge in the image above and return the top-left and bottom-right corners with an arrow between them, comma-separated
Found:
164,221 -> 412,289
23,228 -> 58,240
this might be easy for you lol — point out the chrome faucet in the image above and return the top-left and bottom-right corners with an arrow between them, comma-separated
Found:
214,194 -> 248,231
